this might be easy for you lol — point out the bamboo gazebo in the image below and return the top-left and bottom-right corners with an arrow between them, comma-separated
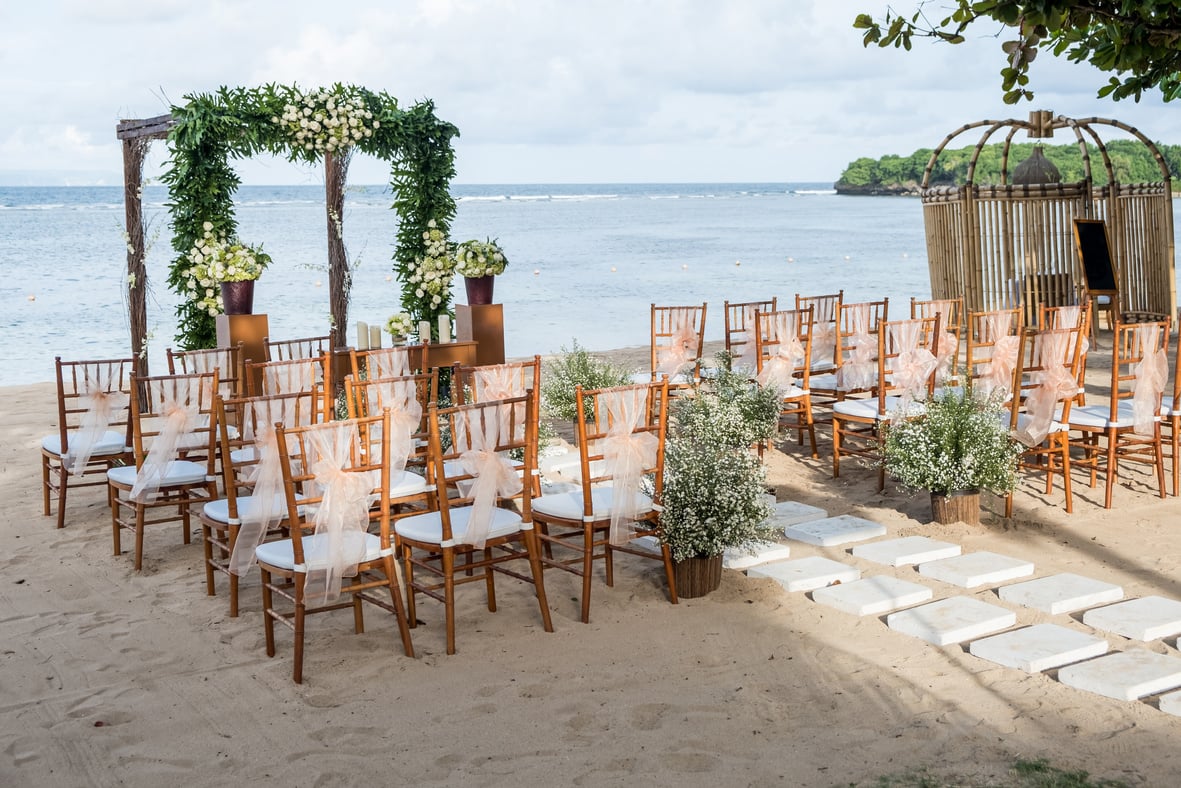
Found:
921,110 -> 1177,325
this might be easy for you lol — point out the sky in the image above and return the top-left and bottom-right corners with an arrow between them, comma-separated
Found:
1,0 -> 1176,186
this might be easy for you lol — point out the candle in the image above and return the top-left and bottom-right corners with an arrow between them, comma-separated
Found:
418,320 -> 432,343
438,314 -> 451,343
369,324 -> 382,349
356,321 -> 369,350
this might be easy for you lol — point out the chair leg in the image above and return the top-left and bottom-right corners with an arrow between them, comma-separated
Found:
442,548 -> 457,655
261,569 -> 277,658
383,556 -> 415,657
202,524 -> 216,596
134,506 -> 146,571
55,466 -> 69,530
1061,438 -> 1073,515
484,547 -> 497,613
580,527 -> 595,624
42,456 -> 52,516
660,543 -> 679,605
402,545 -> 419,628
1103,429 -> 1118,509
832,418 -> 842,478
522,529 -> 554,633
1154,427 -> 1167,499
292,578 -> 306,684
110,486 -> 122,556
353,592 -> 365,634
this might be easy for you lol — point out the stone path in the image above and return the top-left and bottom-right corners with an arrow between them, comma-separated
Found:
734,501 -> 1181,715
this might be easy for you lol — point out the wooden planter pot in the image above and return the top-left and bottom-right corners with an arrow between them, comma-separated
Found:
674,554 -> 723,598
930,490 -> 981,525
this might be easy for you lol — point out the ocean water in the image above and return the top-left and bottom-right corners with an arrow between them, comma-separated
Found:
3,182 -> 1170,385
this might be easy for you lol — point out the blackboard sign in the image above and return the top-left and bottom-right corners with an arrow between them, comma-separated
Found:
1072,219 -> 1118,293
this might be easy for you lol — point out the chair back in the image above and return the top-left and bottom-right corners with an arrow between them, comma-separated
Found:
966,309 -> 1023,399
1107,318 -> 1172,428
833,299 -> 888,393
246,355 -> 332,419
648,303 -> 707,380
350,346 -> 414,380
425,394 -> 536,547
264,334 -> 332,362
345,371 -> 435,475
52,356 -> 135,472
167,344 -> 245,398
274,413 -> 391,602
724,299 -> 777,370
795,290 -> 843,370
573,381 -> 668,544
127,372 -> 218,501
753,307 -> 813,392
912,297 -> 963,385
876,316 -> 941,416
1011,327 -> 1084,446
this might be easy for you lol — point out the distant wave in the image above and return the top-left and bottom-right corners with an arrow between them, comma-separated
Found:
457,195 -> 509,203
793,189 -> 837,195
550,194 -> 619,201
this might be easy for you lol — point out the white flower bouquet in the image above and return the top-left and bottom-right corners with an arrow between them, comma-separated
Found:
272,86 -> 379,154
455,238 -> 509,278
407,219 -> 456,308
183,223 -> 271,316
385,312 -> 414,337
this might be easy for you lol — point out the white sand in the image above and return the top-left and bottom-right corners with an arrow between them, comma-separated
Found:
3,343 -> 1181,787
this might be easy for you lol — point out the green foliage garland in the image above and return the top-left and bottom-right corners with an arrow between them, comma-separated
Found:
162,84 -> 457,349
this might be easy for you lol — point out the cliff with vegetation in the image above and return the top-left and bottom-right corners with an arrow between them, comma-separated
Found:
835,141 -> 1181,195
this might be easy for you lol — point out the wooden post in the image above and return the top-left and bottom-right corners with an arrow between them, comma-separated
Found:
121,137 -> 148,377
325,149 -> 352,353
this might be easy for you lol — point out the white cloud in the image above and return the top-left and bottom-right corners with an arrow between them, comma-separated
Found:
0,0 -> 1174,184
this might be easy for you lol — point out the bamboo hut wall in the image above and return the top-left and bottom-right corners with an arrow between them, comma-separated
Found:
1110,185 -> 1175,316
922,198 -> 966,303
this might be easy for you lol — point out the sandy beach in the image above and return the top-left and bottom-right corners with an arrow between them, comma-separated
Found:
3,341 -> 1181,787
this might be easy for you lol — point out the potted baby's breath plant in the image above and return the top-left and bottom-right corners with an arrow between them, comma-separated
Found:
882,387 -> 1021,525
184,222 -> 271,316
659,355 -> 782,596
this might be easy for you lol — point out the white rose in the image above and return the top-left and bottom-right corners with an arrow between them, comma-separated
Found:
202,221 -> 213,231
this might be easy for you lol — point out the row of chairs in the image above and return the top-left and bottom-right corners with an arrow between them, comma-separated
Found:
41,349 -> 682,683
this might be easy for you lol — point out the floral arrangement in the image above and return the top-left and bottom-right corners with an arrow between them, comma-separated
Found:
183,223 -> 271,317
659,359 -> 780,561
455,238 -> 509,278
272,86 -> 379,155
540,339 -> 633,424
882,387 -> 1021,495
405,219 -> 456,310
385,312 -> 414,337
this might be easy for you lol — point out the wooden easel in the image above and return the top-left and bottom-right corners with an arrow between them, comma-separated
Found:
1072,218 -> 1119,337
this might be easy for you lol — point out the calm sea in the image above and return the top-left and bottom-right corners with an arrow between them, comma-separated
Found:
3,183 -> 1173,385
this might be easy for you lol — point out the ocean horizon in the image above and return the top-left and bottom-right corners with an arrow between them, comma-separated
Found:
3,182 -> 1176,386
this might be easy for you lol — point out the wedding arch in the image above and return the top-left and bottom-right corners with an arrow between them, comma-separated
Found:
116,83 -> 458,372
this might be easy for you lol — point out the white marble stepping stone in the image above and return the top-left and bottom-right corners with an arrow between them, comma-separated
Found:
812,575 -> 932,616
770,501 -> 828,530
783,515 -> 886,547
999,573 -> 1123,615
629,536 -> 662,555
748,556 -> 860,592
918,551 -> 1034,588
887,596 -> 1016,646
852,536 -> 961,567
1157,689 -> 1181,717
723,541 -> 791,570
969,623 -> 1108,672
1058,649 -> 1181,701
1083,596 -> 1181,641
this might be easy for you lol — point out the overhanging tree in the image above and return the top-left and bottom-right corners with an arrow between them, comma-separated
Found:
855,2 -> 1181,104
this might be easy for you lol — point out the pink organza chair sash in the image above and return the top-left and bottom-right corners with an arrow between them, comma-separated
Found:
600,387 -> 658,546
888,321 -> 937,417
1016,331 -> 1078,447
977,312 -> 1020,400
65,363 -> 129,475
264,360 -> 318,394
303,422 -> 378,606
367,348 -> 410,379
1132,324 -> 1169,436
455,405 -> 522,550
732,304 -> 760,372
656,308 -> 698,377
756,312 -> 805,391
130,376 -> 209,501
229,396 -> 314,577
836,304 -> 876,391
473,364 -> 527,437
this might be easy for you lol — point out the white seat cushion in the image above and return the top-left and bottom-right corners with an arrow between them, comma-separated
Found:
779,385 -> 808,400
1162,395 -> 1178,417
254,531 -> 387,571
202,493 -> 305,524
832,395 -> 924,421
1068,402 -> 1153,430
808,372 -> 838,391
389,470 -> 429,498
395,506 -> 523,546
532,486 -> 654,522
42,430 -> 127,458
1013,412 -> 1067,436
107,460 -> 208,489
